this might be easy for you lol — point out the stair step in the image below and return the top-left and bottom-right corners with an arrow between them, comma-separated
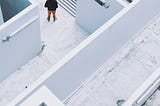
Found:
58,1 -> 76,17
65,0 -> 77,8
69,0 -> 77,7
71,0 -> 77,3
62,0 -> 76,11
57,0 -> 77,17
58,0 -> 77,12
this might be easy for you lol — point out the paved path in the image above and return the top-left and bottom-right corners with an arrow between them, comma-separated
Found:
0,1 -> 88,105
65,16 -> 160,106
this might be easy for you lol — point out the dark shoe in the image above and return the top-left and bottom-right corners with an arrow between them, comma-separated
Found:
47,18 -> 50,22
47,16 -> 50,22
53,17 -> 57,22
54,18 -> 57,22
53,15 -> 57,22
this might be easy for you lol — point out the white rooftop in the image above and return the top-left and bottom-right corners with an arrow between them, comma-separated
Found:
64,15 -> 160,106
0,0 -> 88,105
1,0 -> 160,106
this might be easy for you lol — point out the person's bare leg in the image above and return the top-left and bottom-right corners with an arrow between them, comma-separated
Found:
53,11 -> 57,22
53,14 -> 57,21
47,11 -> 51,22
47,14 -> 50,22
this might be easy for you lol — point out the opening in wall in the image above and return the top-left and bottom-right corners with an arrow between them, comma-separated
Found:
0,0 -> 31,23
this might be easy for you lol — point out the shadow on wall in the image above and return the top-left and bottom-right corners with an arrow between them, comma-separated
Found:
0,0 -> 31,22
76,0 -> 124,33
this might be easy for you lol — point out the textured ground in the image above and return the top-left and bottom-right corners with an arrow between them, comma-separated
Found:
144,87 -> 160,106
1,0 -> 160,106
0,0 -> 88,105
65,16 -> 160,106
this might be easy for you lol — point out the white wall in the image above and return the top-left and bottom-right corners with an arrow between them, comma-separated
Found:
20,86 -> 65,106
43,0 -> 160,101
0,4 -> 42,81
11,0 -> 160,105
76,0 -> 123,33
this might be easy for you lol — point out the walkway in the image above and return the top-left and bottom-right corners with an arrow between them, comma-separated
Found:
0,0 -> 88,105
65,15 -> 160,106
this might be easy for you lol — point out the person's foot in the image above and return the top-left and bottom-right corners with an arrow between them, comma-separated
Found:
47,15 -> 51,22
53,17 -> 57,22
47,17 -> 50,22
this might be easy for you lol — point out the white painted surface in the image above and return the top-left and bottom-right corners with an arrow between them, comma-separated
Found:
1,0 -> 88,105
20,86 -> 65,106
0,4 -> 42,81
3,0 -> 160,106
145,89 -> 160,106
6,0 -> 160,105
65,13 -> 160,106
76,0 -> 123,33
43,0 -> 160,101
115,0 -> 129,7
123,68 -> 160,106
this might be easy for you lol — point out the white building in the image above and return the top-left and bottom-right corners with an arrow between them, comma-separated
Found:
0,0 -> 160,106
0,0 -> 41,81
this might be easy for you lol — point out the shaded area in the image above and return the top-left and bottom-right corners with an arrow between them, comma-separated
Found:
0,0 -> 31,22
0,5 -> 4,25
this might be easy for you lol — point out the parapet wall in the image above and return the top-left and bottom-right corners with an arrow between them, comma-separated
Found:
8,0 -> 160,105
43,0 -> 160,101
0,1 -> 42,81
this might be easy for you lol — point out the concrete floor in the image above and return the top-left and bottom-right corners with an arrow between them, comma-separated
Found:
0,0 -> 88,105
65,15 -> 160,106
1,0 -> 160,106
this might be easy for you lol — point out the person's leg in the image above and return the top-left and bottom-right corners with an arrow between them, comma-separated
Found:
47,11 -> 51,22
52,10 -> 57,21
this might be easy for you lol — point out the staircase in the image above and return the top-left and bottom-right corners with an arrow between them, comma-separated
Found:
57,0 -> 77,17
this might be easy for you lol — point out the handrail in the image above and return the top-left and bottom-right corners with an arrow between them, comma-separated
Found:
123,68 -> 160,106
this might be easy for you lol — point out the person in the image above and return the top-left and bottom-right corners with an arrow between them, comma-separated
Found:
44,0 -> 58,22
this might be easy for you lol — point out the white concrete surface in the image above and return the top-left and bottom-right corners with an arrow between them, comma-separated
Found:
1,0 -> 160,106
39,0 -> 160,101
0,5 -> 4,25
0,0 -> 88,105
145,88 -> 160,106
65,15 -> 160,106
76,0 -> 123,33
20,86 -> 65,106
123,67 -> 160,106
0,0 -> 42,81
